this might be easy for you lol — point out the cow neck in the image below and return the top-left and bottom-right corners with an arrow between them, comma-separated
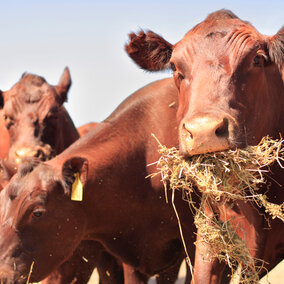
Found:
55,106 -> 80,154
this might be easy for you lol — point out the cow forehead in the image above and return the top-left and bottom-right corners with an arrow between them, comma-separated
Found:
5,74 -> 57,103
6,163 -> 59,198
3,88 -> 58,120
173,18 -> 262,65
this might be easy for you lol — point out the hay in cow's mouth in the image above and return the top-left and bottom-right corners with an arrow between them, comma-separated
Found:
150,135 -> 284,283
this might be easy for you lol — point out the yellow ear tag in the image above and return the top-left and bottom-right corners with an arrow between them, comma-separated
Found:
71,173 -> 83,201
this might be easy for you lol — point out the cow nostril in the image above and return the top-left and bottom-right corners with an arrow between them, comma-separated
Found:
35,149 -> 44,159
183,123 -> 193,139
215,118 -> 229,138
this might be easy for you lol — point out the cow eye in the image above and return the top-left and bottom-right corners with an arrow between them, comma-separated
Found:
253,55 -> 262,67
170,62 -> 176,71
32,208 -> 45,218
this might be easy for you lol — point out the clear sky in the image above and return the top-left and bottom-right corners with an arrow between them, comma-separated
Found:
0,0 -> 283,127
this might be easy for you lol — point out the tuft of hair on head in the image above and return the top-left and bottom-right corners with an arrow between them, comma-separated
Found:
125,30 -> 173,71
205,9 -> 239,21
268,26 -> 284,71
17,157 -> 41,177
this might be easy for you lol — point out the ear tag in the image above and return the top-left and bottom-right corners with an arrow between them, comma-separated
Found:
71,173 -> 83,201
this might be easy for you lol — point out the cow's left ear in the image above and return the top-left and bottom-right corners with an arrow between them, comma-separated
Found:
267,26 -> 284,71
55,67 -> 72,105
125,30 -> 173,71
0,90 -> 4,108
61,157 -> 88,199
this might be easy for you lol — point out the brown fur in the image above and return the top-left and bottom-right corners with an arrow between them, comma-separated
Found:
268,26 -> 284,70
125,30 -> 173,71
77,122 -> 98,136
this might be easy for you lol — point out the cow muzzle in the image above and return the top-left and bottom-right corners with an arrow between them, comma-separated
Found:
179,116 -> 231,156
13,145 -> 52,164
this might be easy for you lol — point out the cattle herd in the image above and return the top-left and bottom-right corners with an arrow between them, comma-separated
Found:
0,9 -> 283,284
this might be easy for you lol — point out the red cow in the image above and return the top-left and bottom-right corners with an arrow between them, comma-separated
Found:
77,122 -> 98,136
0,69 -> 122,284
125,9 -> 284,283
0,78 -> 195,283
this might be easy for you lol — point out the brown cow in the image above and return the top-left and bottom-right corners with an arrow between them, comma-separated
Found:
0,67 -> 79,164
125,9 -> 284,283
0,78 -> 195,284
0,69 -> 123,284
77,122 -> 98,136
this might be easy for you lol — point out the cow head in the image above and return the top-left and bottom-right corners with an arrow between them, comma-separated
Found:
0,67 -> 73,164
125,9 -> 284,156
0,157 -> 88,283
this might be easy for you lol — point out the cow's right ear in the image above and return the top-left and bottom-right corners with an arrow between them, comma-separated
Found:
125,30 -> 173,71
0,90 -> 4,108
61,157 -> 88,199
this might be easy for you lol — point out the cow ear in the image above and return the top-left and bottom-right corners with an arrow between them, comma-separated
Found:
125,30 -> 173,71
267,26 -> 284,71
55,67 -> 72,105
0,90 -> 4,108
61,157 -> 88,199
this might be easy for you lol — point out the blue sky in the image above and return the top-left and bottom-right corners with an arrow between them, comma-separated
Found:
0,0 -> 283,126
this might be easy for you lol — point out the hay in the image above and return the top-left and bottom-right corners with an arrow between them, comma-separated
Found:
194,204 -> 262,284
151,135 -> 284,283
153,135 -> 284,219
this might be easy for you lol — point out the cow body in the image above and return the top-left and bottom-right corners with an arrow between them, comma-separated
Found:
0,78 -> 195,283
77,122 -> 98,136
125,9 -> 284,283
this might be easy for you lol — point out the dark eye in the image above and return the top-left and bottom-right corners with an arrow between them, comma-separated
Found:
253,55 -> 262,67
32,209 -> 45,218
170,62 -> 176,71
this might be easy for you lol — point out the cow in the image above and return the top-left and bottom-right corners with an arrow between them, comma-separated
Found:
77,122 -> 98,137
0,69 -> 123,284
125,9 -> 284,283
0,77 -> 196,284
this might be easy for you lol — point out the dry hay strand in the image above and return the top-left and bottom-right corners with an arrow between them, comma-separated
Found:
194,198 -> 265,284
150,134 -> 284,283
